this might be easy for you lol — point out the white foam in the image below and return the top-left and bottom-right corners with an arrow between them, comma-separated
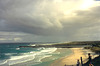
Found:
37,47 -> 45,50
5,53 -> 17,56
9,54 -> 36,60
0,60 -> 7,65
8,54 -> 36,65
16,48 -> 20,50
30,44 -> 36,46
5,48 -> 57,65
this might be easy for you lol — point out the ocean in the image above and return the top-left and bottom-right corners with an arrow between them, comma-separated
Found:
0,42 -> 72,66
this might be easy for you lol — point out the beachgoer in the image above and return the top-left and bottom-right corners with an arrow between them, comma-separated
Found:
88,53 -> 92,64
76,59 -> 80,66
89,63 -> 94,66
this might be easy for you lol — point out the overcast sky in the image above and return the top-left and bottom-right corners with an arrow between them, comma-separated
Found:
0,0 -> 100,42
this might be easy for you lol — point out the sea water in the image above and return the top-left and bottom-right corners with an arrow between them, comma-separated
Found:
0,43 -> 72,66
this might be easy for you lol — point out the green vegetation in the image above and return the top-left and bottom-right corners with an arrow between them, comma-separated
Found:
84,46 -> 100,53
91,47 -> 100,53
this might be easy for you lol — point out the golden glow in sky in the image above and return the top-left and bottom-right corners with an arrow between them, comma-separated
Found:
63,0 -> 96,16
80,0 -> 94,10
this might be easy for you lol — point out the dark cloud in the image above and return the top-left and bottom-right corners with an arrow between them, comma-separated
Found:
0,0 -> 100,42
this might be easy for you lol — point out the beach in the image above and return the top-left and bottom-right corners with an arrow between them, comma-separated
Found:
50,48 -> 88,66
0,42 -> 98,66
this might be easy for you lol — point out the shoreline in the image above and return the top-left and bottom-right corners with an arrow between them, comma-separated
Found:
50,48 -> 88,66
40,48 -> 72,66
10,48 -> 72,66
10,48 -> 98,66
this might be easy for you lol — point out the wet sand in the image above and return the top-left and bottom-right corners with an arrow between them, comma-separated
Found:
50,48 -> 88,66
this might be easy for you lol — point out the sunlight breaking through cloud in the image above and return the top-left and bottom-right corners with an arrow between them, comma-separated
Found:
0,0 -> 100,42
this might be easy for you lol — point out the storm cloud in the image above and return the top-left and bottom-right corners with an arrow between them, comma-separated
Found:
0,0 -> 100,42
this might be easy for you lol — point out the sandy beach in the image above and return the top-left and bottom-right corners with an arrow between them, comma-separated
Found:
50,48 -> 88,66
